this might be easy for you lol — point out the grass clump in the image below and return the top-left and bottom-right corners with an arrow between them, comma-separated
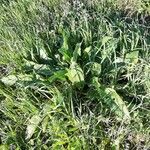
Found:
0,0 -> 150,149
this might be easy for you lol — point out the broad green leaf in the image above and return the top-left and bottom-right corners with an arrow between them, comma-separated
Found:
92,77 -> 101,88
26,115 -> 41,140
72,43 -> 82,62
84,46 -> 92,56
39,48 -> 48,60
62,30 -> 69,50
92,77 -> 130,120
66,62 -> 84,86
105,88 -> 130,120
59,48 -> 71,62
0,145 -> 9,150
125,51 -> 139,64
34,64 -> 52,76
91,62 -> 101,76
59,29 -> 71,62
1,75 -> 17,86
48,70 -> 67,82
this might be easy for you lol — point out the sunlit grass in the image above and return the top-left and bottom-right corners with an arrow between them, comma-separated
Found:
0,0 -> 150,149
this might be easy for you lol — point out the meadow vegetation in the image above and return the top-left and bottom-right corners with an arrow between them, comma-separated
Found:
0,0 -> 150,149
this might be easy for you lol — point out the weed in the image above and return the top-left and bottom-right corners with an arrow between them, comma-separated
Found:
0,0 -> 150,149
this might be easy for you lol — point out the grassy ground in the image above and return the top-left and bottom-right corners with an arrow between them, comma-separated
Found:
0,0 -> 150,149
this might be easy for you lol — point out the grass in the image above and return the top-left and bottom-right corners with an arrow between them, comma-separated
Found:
0,0 -> 150,149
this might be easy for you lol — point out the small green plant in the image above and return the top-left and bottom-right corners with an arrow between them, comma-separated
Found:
0,0 -> 150,149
